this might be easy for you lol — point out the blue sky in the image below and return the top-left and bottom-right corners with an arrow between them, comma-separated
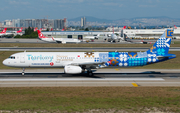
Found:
0,0 -> 180,21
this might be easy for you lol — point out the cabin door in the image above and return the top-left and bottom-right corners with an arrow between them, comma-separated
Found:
20,54 -> 25,63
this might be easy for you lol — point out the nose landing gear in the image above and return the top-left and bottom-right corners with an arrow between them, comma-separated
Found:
22,68 -> 25,76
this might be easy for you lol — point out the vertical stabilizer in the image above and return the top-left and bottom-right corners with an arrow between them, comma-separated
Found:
37,30 -> 47,38
146,29 -> 174,56
17,28 -> 22,33
1,28 -> 7,34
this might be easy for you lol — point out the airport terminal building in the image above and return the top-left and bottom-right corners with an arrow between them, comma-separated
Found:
42,31 -> 112,39
122,27 -> 180,39
41,28 -> 180,40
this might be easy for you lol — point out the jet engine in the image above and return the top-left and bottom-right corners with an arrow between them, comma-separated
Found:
64,65 -> 82,74
94,37 -> 98,39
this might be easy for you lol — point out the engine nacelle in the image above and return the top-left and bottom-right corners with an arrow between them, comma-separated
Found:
64,66 -> 82,74
94,37 -> 98,39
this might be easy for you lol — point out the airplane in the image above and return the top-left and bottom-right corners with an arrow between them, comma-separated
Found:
0,28 -> 7,36
8,28 -> 23,34
174,25 -> 177,29
126,38 -> 155,44
2,28 -> 23,36
16,28 -> 23,33
34,28 -> 38,32
3,29 -> 176,76
37,30 -> 81,44
84,34 -> 100,42
104,26 -> 126,43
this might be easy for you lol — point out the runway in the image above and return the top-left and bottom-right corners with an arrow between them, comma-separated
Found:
0,47 -> 180,51
0,69 -> 180,87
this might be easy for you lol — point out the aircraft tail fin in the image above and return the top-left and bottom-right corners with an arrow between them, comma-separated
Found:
37,30 -> 47,38
146,29 -> 174,56
1,28 -> 7,34
17,28 -> 22,33
174,25 -> 177,29
122,26 -> 126,30
34,28 -> 37,32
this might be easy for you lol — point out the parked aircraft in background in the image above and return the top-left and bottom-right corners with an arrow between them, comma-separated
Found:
174,25 -> 177,29
4,28 -> 23,36
37,30 -> 81,44
3,29 -> 175,76
126,38 -> 155,44
34,28 -> 38,32
84,34 -> 100,42
0,28 -> 7,36
16,28 -> 23,33
104,26 -> 126,43
9,28 -> 23,34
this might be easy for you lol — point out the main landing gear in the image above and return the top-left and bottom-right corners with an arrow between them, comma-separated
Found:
22,68 -> 25,76
87,69 -> 93,77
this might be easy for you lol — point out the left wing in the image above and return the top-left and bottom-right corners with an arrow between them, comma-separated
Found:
71,62 -> 106,66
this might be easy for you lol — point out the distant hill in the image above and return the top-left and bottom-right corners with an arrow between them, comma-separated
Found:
68,16 -> 180,26
68,16 -> 112,23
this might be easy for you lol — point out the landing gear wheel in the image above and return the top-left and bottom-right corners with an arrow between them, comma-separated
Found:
82,69 -> 85,73
22,68 -> 25,76
87,70 -> 93,77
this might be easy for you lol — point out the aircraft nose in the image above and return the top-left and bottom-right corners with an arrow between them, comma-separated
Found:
2,59 -> 8,66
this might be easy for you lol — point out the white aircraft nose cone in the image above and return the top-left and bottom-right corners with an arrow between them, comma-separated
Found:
2,59 -> 8,66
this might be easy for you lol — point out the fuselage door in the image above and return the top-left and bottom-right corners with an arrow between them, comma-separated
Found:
20,54 -> 25,63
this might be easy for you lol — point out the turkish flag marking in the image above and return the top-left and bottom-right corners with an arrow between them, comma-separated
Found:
108,60 -> 112,64
50,62 -> 54,66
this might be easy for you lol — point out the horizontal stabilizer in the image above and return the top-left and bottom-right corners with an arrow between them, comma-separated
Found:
157,54 -> 176,60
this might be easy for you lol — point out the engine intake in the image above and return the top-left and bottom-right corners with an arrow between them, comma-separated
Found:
64,66 -> 82,74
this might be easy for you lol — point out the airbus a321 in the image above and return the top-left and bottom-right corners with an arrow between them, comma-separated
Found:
3,29 -> 176,76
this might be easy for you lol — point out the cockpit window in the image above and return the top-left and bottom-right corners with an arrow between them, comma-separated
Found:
9,56 -> 15,59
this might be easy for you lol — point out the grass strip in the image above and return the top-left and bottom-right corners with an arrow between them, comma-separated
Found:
0,87 -> 179,112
